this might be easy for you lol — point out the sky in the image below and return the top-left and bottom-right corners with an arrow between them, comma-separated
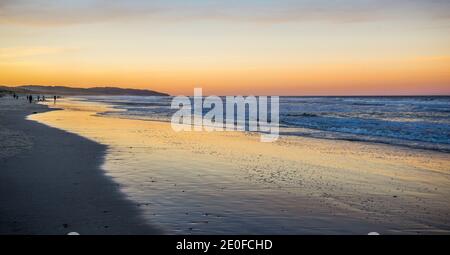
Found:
0,0 -> 449,95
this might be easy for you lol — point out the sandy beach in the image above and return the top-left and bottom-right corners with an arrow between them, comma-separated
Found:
0,96 -> 161,234
4,96 -> 445,234
2,0 -> 450,244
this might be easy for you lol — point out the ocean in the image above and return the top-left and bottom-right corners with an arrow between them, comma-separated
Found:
76,95 -> 450,152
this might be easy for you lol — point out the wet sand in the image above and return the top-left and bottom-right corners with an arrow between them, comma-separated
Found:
28,98 -> 450,234
0,97 -> 161,234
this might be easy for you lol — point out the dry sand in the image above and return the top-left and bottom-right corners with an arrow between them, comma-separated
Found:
0,96 -> 161,234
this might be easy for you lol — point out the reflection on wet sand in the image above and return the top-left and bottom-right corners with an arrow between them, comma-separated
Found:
30,98 -> 450,234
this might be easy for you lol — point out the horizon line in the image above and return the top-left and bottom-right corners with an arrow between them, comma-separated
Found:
2,84 -> 449,97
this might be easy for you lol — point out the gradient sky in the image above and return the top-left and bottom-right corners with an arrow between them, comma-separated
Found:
1,0 -> 449,95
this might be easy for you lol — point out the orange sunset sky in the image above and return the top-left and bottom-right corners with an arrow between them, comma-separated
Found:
0,0 -> 449,96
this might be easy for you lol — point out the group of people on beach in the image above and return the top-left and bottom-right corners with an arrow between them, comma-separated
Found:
27,95 -> 47,102
24,95 -> 58,104
2,93 -> 59,104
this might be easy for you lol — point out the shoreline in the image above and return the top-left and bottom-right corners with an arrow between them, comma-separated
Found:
2,96 -> 449,234
0,97 -> 161,234
28,97 -> 450,234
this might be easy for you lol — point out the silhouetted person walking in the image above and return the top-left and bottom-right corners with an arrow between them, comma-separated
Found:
54,96 -> 57,104
29,95 -> 33,103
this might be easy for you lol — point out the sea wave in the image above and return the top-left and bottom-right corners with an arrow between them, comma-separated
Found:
76,95 -> 450,152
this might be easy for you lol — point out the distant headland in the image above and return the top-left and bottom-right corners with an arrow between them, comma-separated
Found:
0,85 -> 169,96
